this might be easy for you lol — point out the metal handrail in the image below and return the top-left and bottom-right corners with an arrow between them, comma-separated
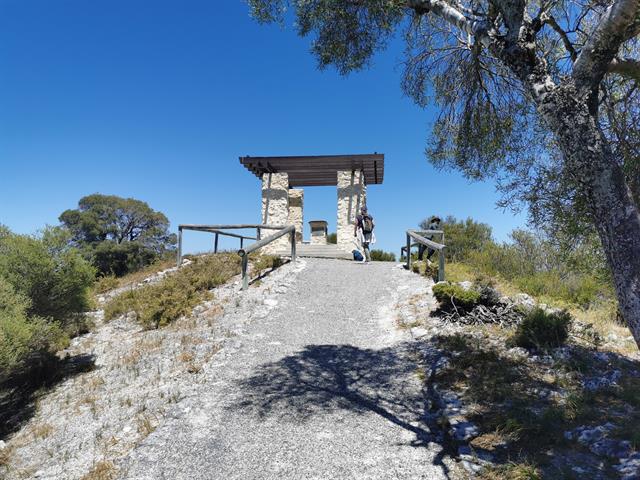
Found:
238,225 -> 296,290
177,223 -> 296,290
402,229 -> 446,282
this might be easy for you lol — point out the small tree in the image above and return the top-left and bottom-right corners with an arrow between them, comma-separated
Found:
60,194 -> 177,275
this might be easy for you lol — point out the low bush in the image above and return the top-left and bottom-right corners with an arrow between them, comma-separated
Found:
91,242 -> 157,277
251,254 -> 284,276
0,227 -> 94,333
104,254 -> 242,329
370,250 -> 396,262
432,282 -> 481,311
0,278 -> 66,381
93,275 -> 120,295
512,308 -> 572,350
0,228 -> 94,321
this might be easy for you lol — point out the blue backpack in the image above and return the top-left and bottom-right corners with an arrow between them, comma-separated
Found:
353,250 -> 364,261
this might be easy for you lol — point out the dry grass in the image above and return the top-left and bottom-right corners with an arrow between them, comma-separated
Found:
177,351 -> 194,363
104,253 -> 241,329
93,258 -> 176,296
478,462 -> 541,480
0,445 -> 13,467
446,262 -> 638,357
136,414 -> 156,438
80,460 -> 118,480
30,423 -> 54,440
119,349 -> 142,367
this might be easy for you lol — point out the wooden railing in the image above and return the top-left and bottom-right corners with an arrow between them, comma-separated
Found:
401,229 -> 446,282
177,224 -> 297,290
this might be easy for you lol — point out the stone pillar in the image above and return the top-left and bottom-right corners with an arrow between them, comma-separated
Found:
337,169 -> 367,252
288,189 -> 304,243
261,172 -> 290,253
309,220 -> 328,245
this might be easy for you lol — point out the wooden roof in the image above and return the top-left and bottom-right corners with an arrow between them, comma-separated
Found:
239,154 -> 384,187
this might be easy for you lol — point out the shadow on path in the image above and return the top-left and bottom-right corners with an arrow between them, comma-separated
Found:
229,342 -> 456,477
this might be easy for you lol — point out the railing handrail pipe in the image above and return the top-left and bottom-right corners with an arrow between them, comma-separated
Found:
403,229 -> 446,282
177,224 -> 296,291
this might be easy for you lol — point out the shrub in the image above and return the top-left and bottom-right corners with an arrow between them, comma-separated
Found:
420,216 -> 492,262
93,275 -> 120,295
327,232 -> 337,244
433,282 -> 481,311
512,308 -> 572,350
104,254 -> 241,329
0,278 -> 66,380
370,250 -> 396,262
91,242 -> 157,277
0,228 -> 94,331
251,254 -> 284,276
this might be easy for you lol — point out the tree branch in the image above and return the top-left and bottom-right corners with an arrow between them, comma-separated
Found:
608,57 -> 640,81
407,0 -> 491,45
491,0 -> 527,41
543,14 -> 578,61
573,0 -> 640,90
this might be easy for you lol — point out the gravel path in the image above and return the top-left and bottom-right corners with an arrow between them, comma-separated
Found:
120,259 -> 455,480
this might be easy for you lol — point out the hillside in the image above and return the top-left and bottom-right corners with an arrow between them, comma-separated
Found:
0,253 -> 638,479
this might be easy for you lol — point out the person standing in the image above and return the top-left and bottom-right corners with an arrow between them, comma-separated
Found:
418,216 -> 441,261
354,206 -> 375,263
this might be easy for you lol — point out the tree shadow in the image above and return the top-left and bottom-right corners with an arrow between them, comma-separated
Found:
228,342 -> 456,477
0,352 -> 96,440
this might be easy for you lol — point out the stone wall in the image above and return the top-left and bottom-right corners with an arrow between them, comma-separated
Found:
288,189 -> 304,243
337,169 -> 367,252
261,172 -> 291,253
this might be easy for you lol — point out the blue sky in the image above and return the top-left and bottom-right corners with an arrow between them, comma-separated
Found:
0,0 -> 526,254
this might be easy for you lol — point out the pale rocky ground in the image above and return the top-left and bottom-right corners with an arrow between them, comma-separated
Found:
3,257 -> 637,479
1,258 -> 464,480
1,258 -> 305,479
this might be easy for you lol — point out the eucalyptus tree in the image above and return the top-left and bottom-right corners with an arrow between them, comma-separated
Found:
248,0 -> 640,347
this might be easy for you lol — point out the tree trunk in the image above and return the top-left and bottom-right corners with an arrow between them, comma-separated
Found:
540,85 -> 640,348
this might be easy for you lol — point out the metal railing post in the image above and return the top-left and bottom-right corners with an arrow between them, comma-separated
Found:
241,254 -> 249,291
240,237 -> 244,249
177,227 -> 183,267
214,232 -> 219,253
406,234 -> 411,270
291,229 -> 297,262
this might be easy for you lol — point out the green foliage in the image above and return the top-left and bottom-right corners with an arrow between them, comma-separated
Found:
327,232 -> 337,244
432,282 -> 481,311
249,0 -> 405,74
59,194 -> 177,276
251,254 -> 284,276
0,227 -> 95,329
370,249 -> 396,262
93,275 -> 120,295
104,254 -> 241,329
0,278 -> 35,376
0,278 -> 66,380
410,260 -> 439,280
436,218 -> 614,308
420,216 -> 492,262
92,242 -> 157,277
512,308 -> 572,350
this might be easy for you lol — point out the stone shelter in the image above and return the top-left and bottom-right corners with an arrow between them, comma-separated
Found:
239,154 -> 384,258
